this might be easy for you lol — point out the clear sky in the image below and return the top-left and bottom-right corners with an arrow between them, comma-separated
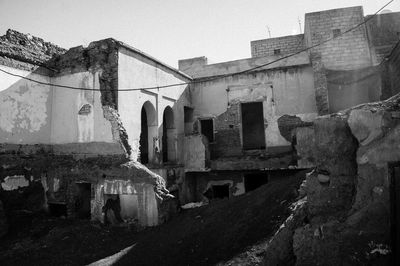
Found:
0,0 -> 399,67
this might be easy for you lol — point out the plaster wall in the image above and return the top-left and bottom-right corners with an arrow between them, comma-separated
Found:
117,48 -> 190,164
50,71 -> 114,145
190,65 -> 317,151
0,65 -> 52,144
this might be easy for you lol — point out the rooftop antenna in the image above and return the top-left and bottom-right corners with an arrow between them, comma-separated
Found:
298,17 -> 302,33
267,26 -> 271,38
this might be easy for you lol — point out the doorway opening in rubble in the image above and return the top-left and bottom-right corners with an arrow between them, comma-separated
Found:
75,182 -> 91,219
140,101 -> 156,164
241,102 -> 266,150
389,162 -> 400,265
48,202 -> 67,217
244,172 -> 268,192
200,118 -> 214,142
162,106 -> 175,163
204,184 -> 230,200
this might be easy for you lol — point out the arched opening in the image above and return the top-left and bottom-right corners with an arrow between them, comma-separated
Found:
139,101 -> 156,164
162,106 -> 175,163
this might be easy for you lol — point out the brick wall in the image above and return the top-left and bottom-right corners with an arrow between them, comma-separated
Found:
251,34 -> 305,57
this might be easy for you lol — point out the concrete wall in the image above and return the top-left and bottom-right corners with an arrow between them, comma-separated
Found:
0,65 -> 52,144
117,47 -> 191,164
251,34 -> 305,58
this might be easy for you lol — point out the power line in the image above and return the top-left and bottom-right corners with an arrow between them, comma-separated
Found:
0,0 -> 394,92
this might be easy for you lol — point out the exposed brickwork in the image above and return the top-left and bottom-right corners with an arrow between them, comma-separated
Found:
304,6 -> 372,70
251,34 -> 305,58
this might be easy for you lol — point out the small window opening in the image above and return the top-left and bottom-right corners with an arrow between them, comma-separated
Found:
241,102 -> 266,150
274,49 -> 281,55
244,172 -> 268,192
200,119 -> 214,142
333,29 -> 341,38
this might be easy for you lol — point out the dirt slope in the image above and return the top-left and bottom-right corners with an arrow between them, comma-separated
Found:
0,171 -> 305,266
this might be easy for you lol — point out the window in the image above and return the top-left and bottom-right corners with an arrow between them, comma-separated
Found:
241,102 -> 266,150
184,106 -> 194,134
200,118 -> 214,142
332,29 -> 341,38
274,49 -> 281,55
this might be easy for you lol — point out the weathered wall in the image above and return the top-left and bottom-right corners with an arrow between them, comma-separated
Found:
117,47 -> 191,164
187,57 -> 316,162
381,41 -> 400,100
50,71 -> 115,146
251,34 -> 305,58
304,6 -> 373,115
0,65 -> 52,144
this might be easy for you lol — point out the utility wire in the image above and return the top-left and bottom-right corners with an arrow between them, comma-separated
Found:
0,0 -> 394,92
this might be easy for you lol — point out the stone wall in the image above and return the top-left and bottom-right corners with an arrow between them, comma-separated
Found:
251,34 -> 305,58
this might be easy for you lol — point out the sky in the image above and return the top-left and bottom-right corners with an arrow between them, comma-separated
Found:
0,0 -> 399,68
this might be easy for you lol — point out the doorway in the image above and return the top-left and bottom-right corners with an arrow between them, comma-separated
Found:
75,182 -> 91,219
241,102 -> 266,150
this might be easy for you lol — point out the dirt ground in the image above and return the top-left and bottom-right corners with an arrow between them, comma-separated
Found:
0,171 -> 305,266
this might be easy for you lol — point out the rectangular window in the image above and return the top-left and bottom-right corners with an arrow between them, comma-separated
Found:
333,29 -> 341,38
274,49 -> 281,55
200,119 -> 214,142
241,102 -> 266,150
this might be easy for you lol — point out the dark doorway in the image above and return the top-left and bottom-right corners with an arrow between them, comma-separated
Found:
162,106 -> 174,163
184,106 -> 194,134
390,163 -> 400,265
204,184 -> 230,200
241,102 -> 266,150
140,106 -> 149,164
75,183 -> 91,219
244,172 -> 268,192
48,202 -> 67,217
200,119 -> 214,142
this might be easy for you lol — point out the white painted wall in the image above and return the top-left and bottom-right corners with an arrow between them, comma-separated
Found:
0,66 -> 52,143
118,47 -> 190,164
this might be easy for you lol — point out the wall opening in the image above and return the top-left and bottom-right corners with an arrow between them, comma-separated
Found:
48,202 -> 67,217
103,194 -> 124,225
184,106 -> 194,134
75,182 -> 91,219
119,194 -> 139,222
162,106 -> 175,163
390,162 -> 400,265
200,118 -> 214,142
244,172 -> 268,192
241,102 -> 266,150
204,184 -> 230,200
139,101 -> 156,164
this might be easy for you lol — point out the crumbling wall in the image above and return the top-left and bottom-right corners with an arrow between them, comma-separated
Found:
263,93 -> 400,265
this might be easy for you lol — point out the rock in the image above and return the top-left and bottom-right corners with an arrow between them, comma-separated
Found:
317,174 -> 330,184
0,200 -> 8,238
348,109 -> 384,146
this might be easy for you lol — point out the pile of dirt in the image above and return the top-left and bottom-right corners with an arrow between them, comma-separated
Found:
0,170 -> 306,266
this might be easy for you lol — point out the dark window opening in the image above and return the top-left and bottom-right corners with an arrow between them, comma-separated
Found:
244,172 -> 268,192
333,29 -> 341,38
162,111 -> 168,162
203,184 -> 230,200
139,106 -> 149,164
162,107 -> 175,163
390,163 -> 400,265
274,49 -> 281,55
241,102 -> 266,150
48,202 -> 67,217
200,119 -> 214,142
75,183 -> 91,219
184,106 -> 194,134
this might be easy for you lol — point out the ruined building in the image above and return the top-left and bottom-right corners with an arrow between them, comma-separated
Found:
0,5 -> 400,248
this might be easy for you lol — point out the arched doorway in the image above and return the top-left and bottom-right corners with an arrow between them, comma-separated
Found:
139,101 -> 156,164
162,106 -> 175,163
